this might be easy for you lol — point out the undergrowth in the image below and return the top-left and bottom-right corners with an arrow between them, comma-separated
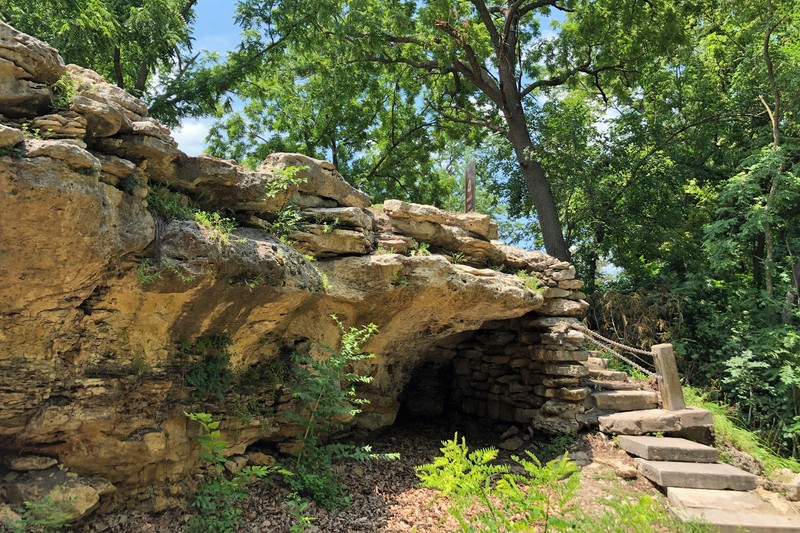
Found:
417,434 -> 580,531
284,316 -> 398,507
4,496 -> 73,532
147,186 -> 237,243
685,386 -> 800,475
417,434 -> 713,532
185,413 -> 276,533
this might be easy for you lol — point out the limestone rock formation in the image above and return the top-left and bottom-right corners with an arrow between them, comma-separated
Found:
0,22 -> 65,117
0,24 -> 593,518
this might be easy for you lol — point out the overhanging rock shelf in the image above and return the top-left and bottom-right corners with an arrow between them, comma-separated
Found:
0,21 -> 599,517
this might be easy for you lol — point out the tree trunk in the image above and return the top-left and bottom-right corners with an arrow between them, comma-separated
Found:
503,108 -> 570,261
586,223 -> 605,293
520,159 -> 570,261
134,62 -> 149,95
753,234 -> 765,291
113,47 -> 125,89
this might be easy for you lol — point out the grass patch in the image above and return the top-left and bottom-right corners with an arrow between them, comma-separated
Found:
516,270 -> 546,295
685,386 -> 800,474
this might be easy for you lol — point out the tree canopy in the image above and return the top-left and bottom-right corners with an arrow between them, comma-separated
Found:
0,0 -> 202,123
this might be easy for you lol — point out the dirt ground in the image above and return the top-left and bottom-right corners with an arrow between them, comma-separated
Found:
77,413 -> 706,533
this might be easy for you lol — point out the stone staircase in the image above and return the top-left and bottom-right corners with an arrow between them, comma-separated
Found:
584,357 -> 800,532
579,356 -> 661,425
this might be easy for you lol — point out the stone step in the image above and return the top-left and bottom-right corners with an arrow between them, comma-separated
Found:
637,460 -> 757,491
618,435 -> 719,462
583,379 -> 643,391
588,368 -> 629,381
586,356 -> 609,369
669,487 -> 800,532
592,390 -> 658,411
676,508 -> 800,533
598,407 -> 713,436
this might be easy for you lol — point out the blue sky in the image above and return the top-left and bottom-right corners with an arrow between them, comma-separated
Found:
172,1 -> 239,155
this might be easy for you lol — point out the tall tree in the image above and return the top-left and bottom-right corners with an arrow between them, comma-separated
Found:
210,0 -> 692,260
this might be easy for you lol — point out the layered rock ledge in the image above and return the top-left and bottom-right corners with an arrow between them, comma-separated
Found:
0,23 -> 590,518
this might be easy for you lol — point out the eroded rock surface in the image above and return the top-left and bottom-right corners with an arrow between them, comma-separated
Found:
0,25 -> 592,517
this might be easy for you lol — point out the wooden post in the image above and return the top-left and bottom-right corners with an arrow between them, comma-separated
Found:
651,343 -> 685,411
465,159 -> 476,212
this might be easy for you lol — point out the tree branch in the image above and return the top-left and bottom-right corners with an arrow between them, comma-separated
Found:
362,119 -> 436,183
180,0 -> 199,21
428,97 -> 508,136
469,0 -> 500,47
434,20 -> 502,103
518,0 -> 561,18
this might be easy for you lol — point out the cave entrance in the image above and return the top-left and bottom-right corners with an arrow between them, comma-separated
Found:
395,359 -> 460,422
393,313 -> 589,434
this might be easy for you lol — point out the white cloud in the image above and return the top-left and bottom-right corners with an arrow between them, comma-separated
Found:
173,117 -> 214,156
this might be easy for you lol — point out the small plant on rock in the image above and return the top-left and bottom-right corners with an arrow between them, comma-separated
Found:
20,122 -> 42,139
135,258 -> 162,286
51,72 -> 78,111
185,412 -> 275,533
193,210 -> 237,244
409,239 -> 431,256
449,251 -> 467,264
264,165 -> 308,198
271,204 -> 305,244
374,245 -> 397,255
516,270 -> 545,294
285,316 -> 398,507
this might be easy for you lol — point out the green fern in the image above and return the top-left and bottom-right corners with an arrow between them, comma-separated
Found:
417,434 -> 580,532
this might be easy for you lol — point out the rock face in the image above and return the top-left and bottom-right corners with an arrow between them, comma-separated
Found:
0,25 -> 593,517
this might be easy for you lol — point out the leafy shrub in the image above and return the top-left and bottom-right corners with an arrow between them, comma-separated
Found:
285,316 -> 398,507
4,496 -> 73,532
193,210 -> 238,244
270,204 -> 305,243
147,185 -> 194,219
416,433 -> 579,531
51,72 -> 78,111
147,186 -> 238,244
185,413 -> 274,533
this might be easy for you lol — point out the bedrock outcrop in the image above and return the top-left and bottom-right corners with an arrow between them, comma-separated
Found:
0,23 -> 590,517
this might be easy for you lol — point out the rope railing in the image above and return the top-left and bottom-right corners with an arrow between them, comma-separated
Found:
570,324 -> 658,378
568,323 -> 687,411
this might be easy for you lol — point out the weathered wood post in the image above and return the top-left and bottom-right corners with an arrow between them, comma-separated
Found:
651,343 -> 685,411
